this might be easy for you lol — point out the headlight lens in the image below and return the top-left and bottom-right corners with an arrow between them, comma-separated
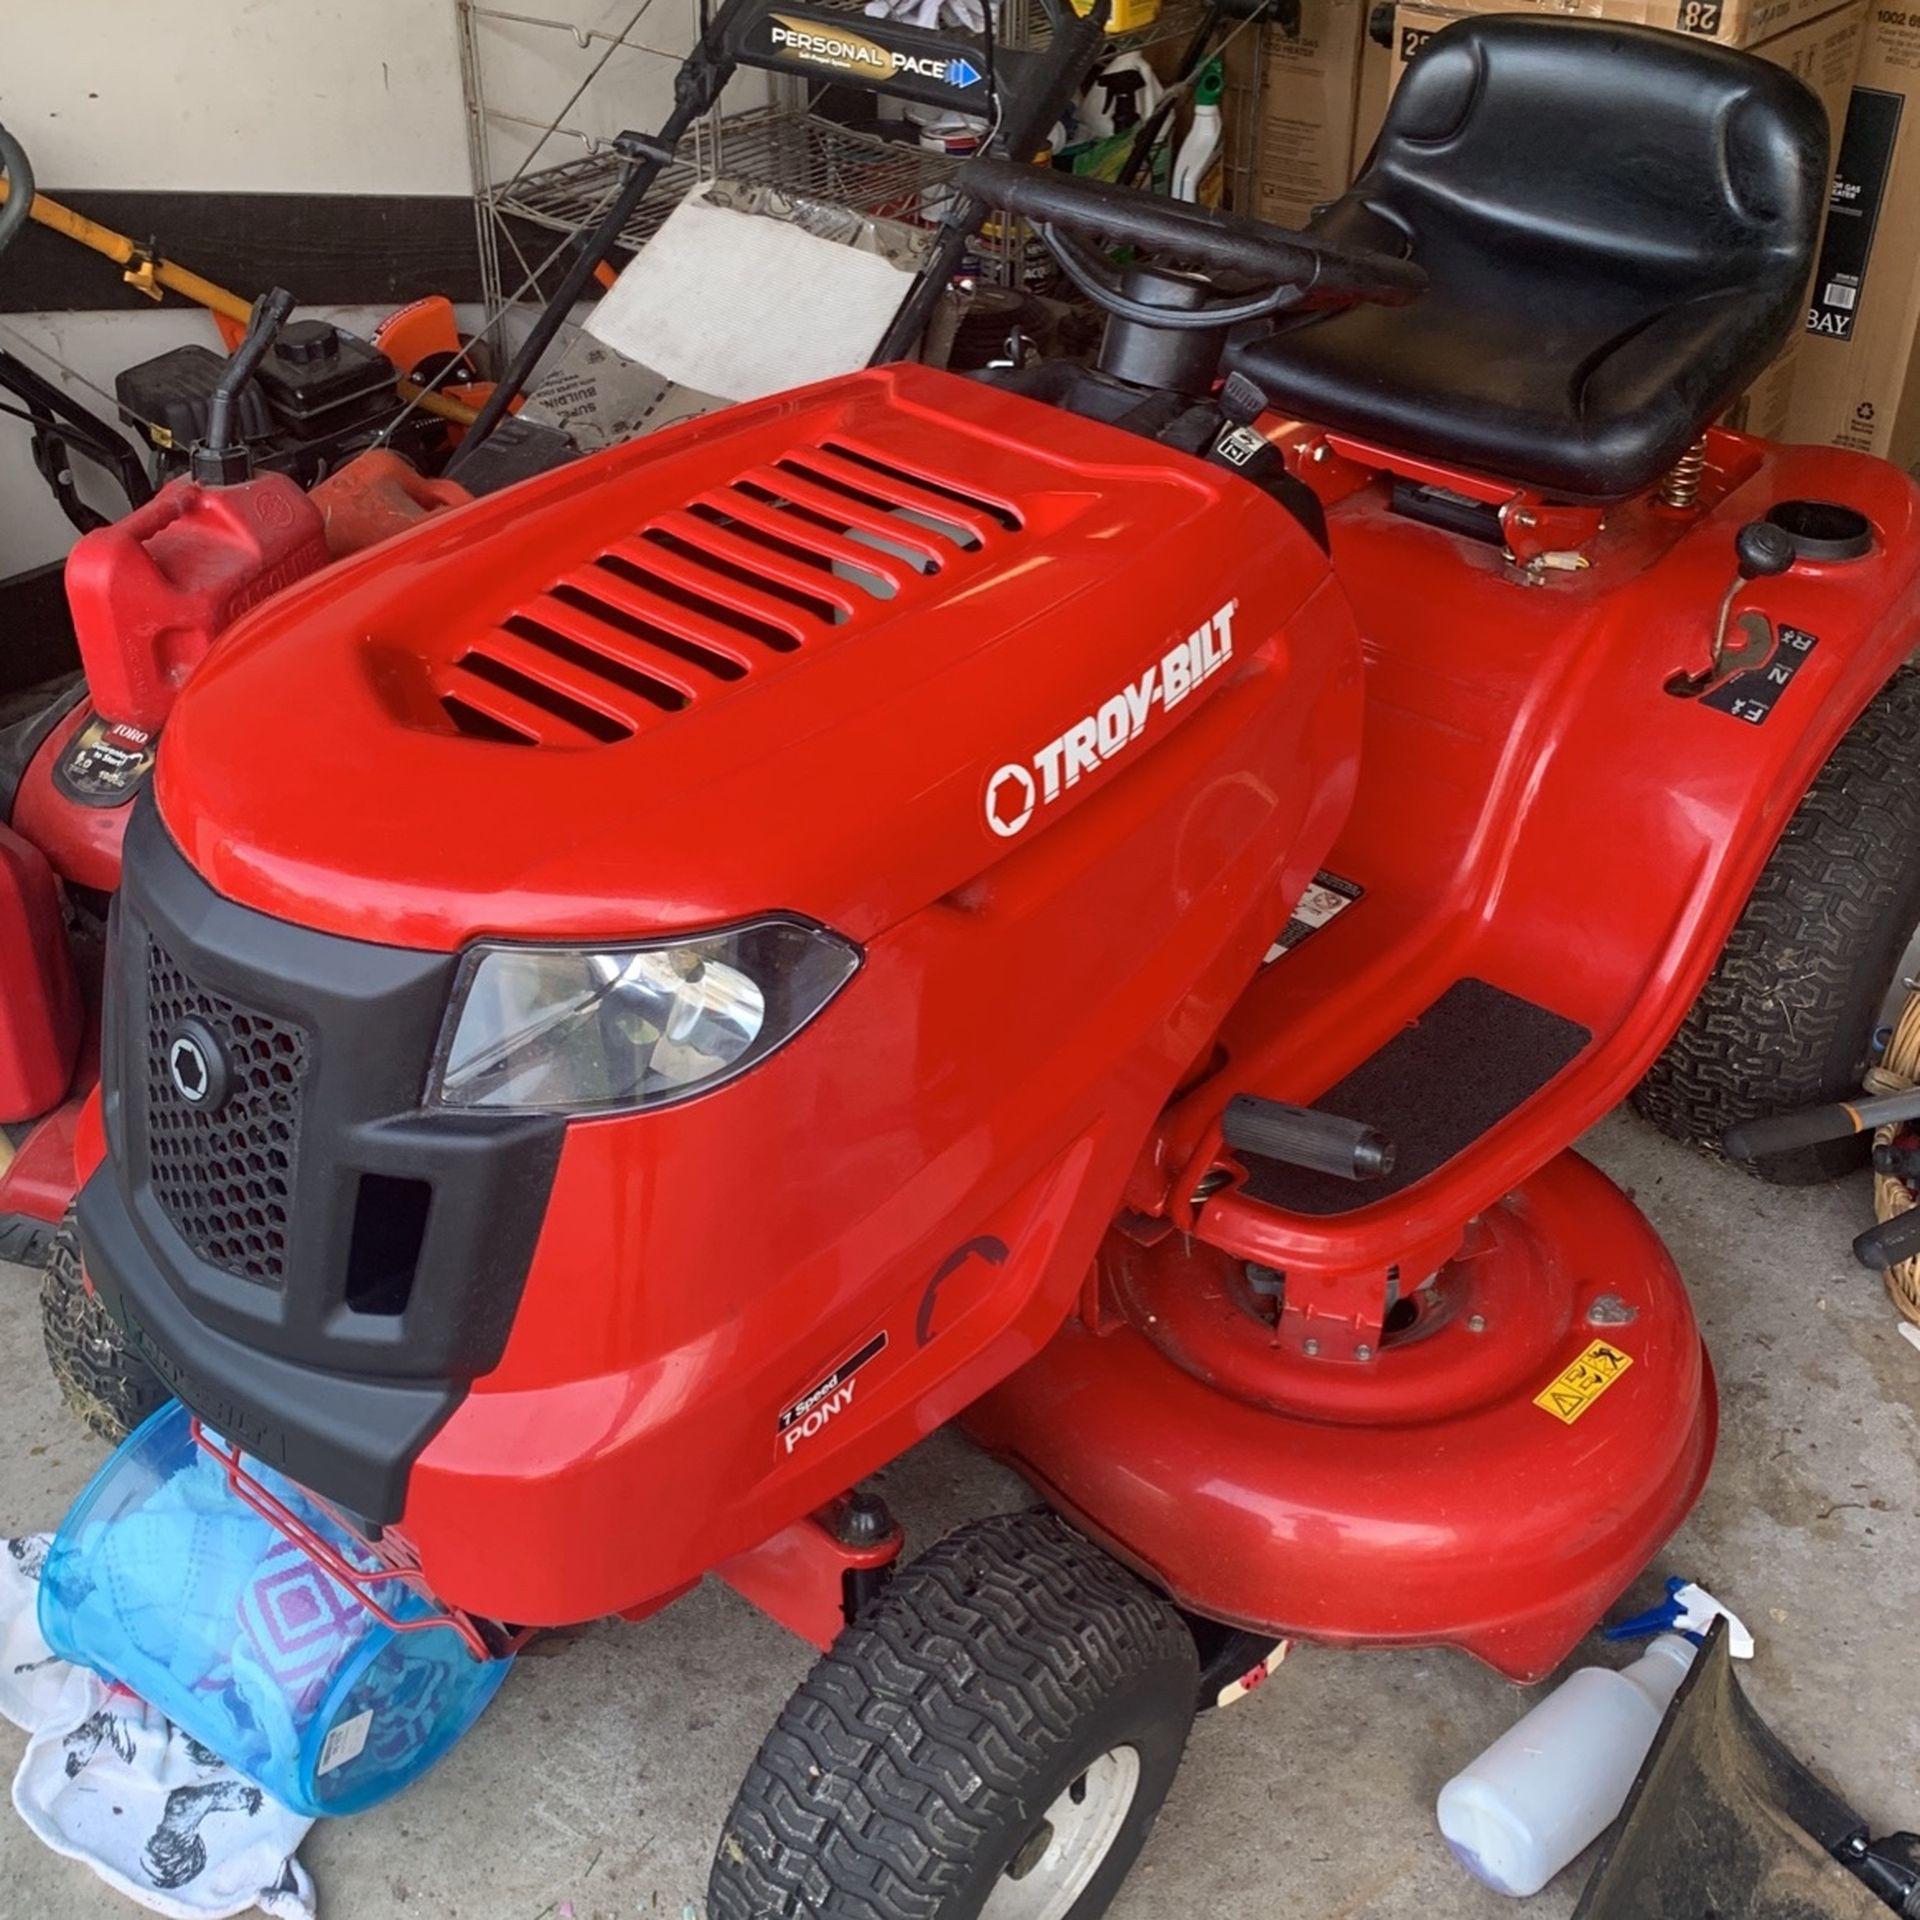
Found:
429,918 -> 860,1115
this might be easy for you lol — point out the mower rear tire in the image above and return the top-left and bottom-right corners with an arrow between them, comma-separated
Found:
1634,664 -> 1920,1184
707,1508 -> 1199,1920
41,1205 -> 169,1444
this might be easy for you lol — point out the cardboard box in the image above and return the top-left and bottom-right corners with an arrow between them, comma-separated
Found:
1783,7 -> 1920,465
1388,0 -> 1861,94
1351,27 -> 1395,171
1253,0 -> 1368,229
1388,0 -> 1866,435
1387,0 -> 1840,50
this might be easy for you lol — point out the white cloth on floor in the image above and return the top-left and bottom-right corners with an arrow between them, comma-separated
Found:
1,1534 -> 316,1920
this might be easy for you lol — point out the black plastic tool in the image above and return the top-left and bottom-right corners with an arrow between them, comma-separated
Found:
1222,1093 -> 1395,1181
1850,1207 -> 1920,1272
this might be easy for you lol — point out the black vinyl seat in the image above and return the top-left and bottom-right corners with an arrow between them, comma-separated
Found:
1227,17 -> 1829,503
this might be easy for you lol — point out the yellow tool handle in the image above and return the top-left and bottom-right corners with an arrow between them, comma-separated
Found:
0,178 -> 477,427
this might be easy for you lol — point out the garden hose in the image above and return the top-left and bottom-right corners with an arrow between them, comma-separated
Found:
1868,983 -> 1920,1324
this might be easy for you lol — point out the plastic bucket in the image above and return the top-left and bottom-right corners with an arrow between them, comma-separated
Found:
39,1402 -> 511,1817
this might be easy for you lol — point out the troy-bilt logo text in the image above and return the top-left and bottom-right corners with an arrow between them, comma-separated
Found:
768,17 -> 982,86
985,599 -> 1237,839
779,1332 -> 887,1454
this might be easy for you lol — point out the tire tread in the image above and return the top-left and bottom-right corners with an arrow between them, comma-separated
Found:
708,1510 -> 1194,1920
1634,665 -> 1920,1183
40,1207 -> 170,1443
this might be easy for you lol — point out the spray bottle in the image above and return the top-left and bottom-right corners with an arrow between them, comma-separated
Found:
1436,1581 -> 1755,1897
1172,58 -> 1226,204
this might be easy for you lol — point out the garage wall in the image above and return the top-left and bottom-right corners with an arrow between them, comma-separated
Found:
3,0 -> 473,197
0,0 -> 744,575
0,0 -> 469,574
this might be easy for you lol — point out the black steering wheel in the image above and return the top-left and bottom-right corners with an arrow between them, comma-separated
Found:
952,158 -> 1425,329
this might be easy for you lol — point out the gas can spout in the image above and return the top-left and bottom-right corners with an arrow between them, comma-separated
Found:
191,286 -> 295,487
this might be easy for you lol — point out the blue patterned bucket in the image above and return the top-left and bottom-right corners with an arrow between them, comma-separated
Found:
39,1402 -> 511,1817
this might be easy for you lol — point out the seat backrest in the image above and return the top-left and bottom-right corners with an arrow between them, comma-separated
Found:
1357,16 -> 1828,293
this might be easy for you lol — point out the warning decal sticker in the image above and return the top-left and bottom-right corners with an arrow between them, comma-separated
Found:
1534,1340 -> 1634,1425
1264,871 -> 1364,963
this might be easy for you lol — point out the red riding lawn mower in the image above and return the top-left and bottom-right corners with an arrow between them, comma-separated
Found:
39,4 -> 1920,1915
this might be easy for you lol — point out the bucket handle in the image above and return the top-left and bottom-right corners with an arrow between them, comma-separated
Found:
190,1420 -> 515,1663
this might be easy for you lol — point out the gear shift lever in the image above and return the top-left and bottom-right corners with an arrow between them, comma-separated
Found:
1669,521 -> 1795,695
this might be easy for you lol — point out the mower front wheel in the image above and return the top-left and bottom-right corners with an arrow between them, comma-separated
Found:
40,1205 -> 169,1444
707,1508 -> 1199,1920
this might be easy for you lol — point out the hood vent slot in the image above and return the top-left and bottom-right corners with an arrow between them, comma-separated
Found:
500,613 -> 691,710
592,548 -> 802,654
683,497 -> 897,600
440,693 -> 538,746
543,584 -> 746,683
815,442 -> 1023,534
637,525 -> 849,626
452,649 -> 635,743
731,477 -> 929,549
439,433 -> 1020,749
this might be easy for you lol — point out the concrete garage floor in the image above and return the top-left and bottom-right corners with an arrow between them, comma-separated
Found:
1,1110 -> 1916,1920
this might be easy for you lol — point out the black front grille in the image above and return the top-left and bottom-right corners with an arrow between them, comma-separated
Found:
144,939 -> 310,1286
89,799 -> 566,1516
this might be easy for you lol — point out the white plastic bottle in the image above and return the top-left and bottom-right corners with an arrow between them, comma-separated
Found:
1436,1634 -> 1697,1897
1073,50 -> 1164,143
1172,59 -> 1225,203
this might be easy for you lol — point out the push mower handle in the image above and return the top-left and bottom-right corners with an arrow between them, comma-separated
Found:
952,158 -> 1427,313
1723,1086 -> 1920,1162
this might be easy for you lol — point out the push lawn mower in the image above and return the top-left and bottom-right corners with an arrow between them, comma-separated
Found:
45,8 -> 1920,1916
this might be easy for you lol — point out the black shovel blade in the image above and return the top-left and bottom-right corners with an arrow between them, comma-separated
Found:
1574,1619 -> 1888,1920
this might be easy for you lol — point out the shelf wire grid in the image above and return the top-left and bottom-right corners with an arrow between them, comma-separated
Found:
459,0 -> 1260,315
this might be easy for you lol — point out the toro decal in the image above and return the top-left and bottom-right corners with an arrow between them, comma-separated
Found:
779,1332 -> 887,1454
766,16 -> 983,88
985,599 -> 1237,839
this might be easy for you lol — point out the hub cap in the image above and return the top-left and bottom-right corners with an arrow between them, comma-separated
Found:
981,1745 -> 1142,1920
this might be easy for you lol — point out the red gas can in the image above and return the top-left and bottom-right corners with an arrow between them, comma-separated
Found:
64,472 -> 329,735
0,823 -> 81,1124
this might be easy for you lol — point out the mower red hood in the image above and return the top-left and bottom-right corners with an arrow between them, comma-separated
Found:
156,363 -> 1327,950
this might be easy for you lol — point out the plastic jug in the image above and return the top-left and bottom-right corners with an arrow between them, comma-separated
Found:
310,447 -> 469,559
1436,1633 -> 1696,1896
64,284 -> 329,735
64,471 -> 328,735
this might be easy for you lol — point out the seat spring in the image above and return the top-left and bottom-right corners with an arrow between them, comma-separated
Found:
1658,437 -> 1708,509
